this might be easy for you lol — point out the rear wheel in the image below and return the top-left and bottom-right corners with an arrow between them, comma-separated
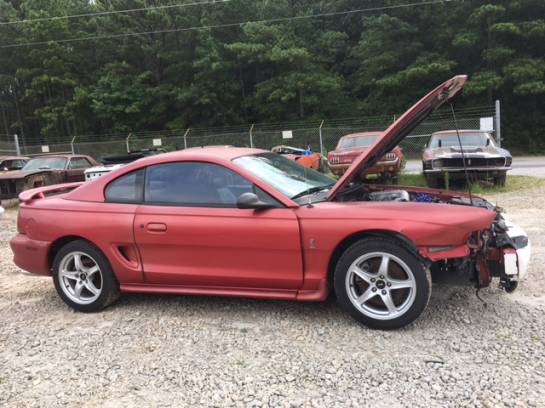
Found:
52,240 -> 120,312
334,239 -> 431,330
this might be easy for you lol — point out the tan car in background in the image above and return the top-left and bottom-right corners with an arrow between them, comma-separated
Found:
422,130 -> 512,187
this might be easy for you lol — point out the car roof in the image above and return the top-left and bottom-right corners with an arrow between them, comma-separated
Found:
139,146 -> 268,164
341,131 -> 384,139
28,154 -> 88,159
432,129 -> 490,136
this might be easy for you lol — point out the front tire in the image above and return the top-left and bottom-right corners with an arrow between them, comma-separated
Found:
52,240 -> 120,312
494,172 -> 507,187
334,238 -> 431,330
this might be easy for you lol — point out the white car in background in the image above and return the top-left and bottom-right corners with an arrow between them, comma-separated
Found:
0,205 -> 4,219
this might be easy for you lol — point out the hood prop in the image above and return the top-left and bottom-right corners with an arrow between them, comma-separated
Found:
449,103 -> 474,206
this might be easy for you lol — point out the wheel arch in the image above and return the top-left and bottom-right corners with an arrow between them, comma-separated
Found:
327,229 -> 427,290
48,235 -> 93,270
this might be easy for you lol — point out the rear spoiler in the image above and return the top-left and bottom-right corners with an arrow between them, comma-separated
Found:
19,182 -> 83,203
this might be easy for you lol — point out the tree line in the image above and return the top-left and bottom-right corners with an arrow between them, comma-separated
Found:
0,0 -> 544,152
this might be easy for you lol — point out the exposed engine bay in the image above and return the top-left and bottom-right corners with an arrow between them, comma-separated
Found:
335,183 -> 531,293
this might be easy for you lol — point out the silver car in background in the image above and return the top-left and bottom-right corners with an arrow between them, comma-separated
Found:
422,129 -> 512,187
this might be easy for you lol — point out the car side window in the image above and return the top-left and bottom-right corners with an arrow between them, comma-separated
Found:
105,169 -> 145,203
144,162 -> 280,208
69,157 -> 92,169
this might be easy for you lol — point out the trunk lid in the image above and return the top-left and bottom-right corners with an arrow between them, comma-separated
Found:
328,75 -> 467,200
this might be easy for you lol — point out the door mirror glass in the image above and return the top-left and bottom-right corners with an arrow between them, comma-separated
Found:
236,192 -> 275,210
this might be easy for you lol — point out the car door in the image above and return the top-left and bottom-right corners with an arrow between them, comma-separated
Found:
66,157 -> 92,182
133,161 -> 303,290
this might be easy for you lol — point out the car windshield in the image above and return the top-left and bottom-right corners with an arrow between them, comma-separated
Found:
23,157 -> 67,171
338,135 -> 380,149
233,153 -> 335,199
429,132 -> 492,148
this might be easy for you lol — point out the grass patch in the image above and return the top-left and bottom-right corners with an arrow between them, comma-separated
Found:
397,174 -> 545,193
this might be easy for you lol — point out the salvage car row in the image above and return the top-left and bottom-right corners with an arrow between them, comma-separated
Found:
0,124 -> 513,207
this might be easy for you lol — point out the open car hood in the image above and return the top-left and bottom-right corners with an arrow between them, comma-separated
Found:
327,75 -> 467,200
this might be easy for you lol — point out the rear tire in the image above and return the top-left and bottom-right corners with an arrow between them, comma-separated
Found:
334,238 -> 431,330
52,240 -> 120,312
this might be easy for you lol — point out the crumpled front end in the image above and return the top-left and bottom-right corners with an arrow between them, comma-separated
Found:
422,212 -> 531,292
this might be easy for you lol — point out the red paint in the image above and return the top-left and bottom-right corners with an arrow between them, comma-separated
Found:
11,76 -> 499,304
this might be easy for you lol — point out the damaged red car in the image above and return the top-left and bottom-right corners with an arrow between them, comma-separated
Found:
10,76 -> 530,329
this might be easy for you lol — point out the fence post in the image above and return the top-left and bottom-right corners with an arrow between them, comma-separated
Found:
70,136 -> 76,154
14,134 -> 21,156
318,120 -> 325,155
183,128 -> 190,149
249,124 -> 254,148
126,132 -> 132,153
495,99 -> 501,147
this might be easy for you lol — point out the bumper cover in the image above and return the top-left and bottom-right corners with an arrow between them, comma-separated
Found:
504,221 -> 531,280
10,234 -> 51,276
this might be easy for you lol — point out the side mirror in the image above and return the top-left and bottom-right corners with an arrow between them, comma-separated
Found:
486,138 -> 491,146
236,192 -> 274,210
438,139 -> 442,148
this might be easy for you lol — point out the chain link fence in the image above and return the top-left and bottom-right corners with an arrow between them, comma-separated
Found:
1,104 -> 499,174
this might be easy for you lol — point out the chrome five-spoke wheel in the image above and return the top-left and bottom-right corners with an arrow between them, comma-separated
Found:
59,251 -> 103,305
334,238 -> 431,329
345,252 -> 416,321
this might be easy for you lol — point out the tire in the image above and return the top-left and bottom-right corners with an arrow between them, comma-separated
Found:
494,172 -> 506,187
425,173 -> 442,188
334,238 -> 431,330
52,240 -> 120,312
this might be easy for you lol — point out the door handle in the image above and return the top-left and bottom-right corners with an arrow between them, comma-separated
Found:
145,222 -> 167,233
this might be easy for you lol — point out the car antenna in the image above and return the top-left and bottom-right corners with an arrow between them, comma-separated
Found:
449,103 -> 473,206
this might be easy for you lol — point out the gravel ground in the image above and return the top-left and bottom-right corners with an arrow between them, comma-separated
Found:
1,186 -> 545,407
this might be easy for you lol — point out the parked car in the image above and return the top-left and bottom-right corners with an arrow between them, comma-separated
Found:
10,76 -> 530,330
271,145 -> 324,171
0,155 -> 29,172
85,149 -> 166,181
0,154 -> 98,200
422,130 -> 512,187
328,132 -> 404,183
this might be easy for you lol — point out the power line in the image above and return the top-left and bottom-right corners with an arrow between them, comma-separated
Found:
0,0 -> 460,49
0,0 -> 232,26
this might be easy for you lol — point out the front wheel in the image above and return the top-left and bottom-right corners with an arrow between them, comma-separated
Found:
494,172 -> 507,187
425,173 -> 442,188
334,238 -> 431,330
52,240 -> 120,312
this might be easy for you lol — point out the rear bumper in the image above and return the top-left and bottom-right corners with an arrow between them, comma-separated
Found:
10,234 -> 51,276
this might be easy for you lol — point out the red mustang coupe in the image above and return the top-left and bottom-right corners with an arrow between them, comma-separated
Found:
10,76 -> 530,329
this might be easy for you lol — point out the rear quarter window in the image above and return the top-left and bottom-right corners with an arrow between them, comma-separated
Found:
105,169 -> 144,203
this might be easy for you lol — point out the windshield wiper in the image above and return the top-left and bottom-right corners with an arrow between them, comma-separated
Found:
291,184 -> 334,200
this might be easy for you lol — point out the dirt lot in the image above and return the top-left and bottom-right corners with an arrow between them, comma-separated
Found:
1,186 -> 545,407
